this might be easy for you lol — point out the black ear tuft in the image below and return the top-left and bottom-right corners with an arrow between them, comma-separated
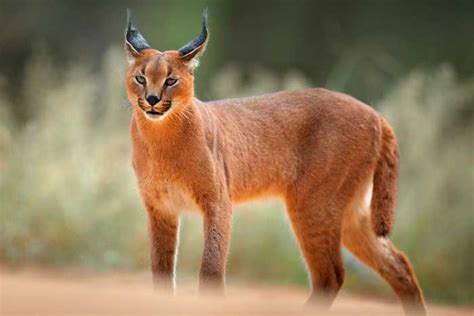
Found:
178,8 -> 209,61
125,9 -> 150,55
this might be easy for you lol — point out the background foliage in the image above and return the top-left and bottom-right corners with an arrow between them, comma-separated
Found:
0,0 -> 473,306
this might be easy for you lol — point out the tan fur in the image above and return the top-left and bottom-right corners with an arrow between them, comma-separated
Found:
371,116 -> 400,236
343,174 -> 426,315
125,22 -> 426,316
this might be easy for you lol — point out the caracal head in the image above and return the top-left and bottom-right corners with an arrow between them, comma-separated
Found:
124,9 -> 209,121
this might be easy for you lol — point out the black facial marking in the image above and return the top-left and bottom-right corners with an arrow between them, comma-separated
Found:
137,97 -> 145,111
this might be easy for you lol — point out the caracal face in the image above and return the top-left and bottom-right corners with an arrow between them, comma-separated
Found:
126,50 -> 195,122
125,9 -> 208,122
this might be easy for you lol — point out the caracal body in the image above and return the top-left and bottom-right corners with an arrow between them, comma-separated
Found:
125,10 -> 426,315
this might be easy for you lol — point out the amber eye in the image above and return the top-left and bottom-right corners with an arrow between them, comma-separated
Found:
134,75 -> 146,85
165,78 -> 178,86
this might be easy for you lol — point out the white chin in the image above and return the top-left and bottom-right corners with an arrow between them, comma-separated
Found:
144,112 -> 163,121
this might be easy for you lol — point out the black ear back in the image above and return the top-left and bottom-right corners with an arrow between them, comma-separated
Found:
125,9 -> 150,55
178,8 -> 209,61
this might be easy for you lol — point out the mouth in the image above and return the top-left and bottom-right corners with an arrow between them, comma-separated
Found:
145,110 -> 164,118
142,102 -> 172,120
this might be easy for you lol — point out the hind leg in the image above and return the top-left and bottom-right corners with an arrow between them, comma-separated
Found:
342,185 -> 426,315
285,190 -> 348,307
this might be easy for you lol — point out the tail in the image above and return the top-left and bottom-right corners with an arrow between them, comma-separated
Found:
371,115 -> 400,236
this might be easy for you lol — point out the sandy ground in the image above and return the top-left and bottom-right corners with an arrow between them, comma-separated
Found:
0,268 -> 472,316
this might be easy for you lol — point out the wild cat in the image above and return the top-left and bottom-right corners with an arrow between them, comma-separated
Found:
124,9 -> 426,315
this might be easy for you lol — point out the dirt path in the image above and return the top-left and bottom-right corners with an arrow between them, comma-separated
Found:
0,268 -> 471,316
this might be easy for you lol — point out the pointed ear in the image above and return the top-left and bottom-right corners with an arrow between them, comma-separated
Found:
125,9 -> 150,63
178,9 -> 209,66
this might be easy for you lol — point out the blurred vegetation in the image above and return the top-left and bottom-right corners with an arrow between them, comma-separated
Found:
0,0 -> 473,307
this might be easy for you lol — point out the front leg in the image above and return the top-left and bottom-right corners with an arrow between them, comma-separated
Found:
199,201 -> 232,293
147,209 -> 179,293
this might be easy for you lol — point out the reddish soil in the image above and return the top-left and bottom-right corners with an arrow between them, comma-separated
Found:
1,268 -> 472,316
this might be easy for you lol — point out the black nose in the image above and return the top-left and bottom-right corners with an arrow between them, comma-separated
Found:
146,95 -> 160,106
